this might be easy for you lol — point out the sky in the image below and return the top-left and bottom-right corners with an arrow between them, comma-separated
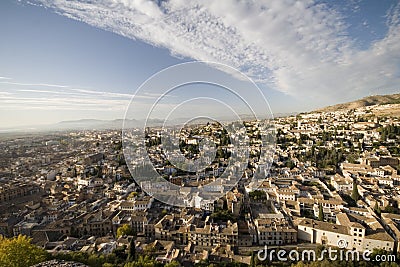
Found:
0,0 -> 400,128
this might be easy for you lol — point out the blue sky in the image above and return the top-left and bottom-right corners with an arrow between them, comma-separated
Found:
1,0 -> 399,128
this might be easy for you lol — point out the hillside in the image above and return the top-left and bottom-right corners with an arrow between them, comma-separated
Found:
316,93 -> 400,113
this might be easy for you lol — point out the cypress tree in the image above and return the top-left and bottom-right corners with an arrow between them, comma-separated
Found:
127,237 -> 135,262
351,180 -> 360,202
318,203 -> 324,221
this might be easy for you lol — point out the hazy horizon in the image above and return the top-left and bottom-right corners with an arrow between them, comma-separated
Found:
0,88 -> 397,132
1,0 -> 400,128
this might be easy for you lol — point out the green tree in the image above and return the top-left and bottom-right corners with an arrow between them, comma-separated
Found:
286,160 -> 296,169
210,209 -> 234,222
318,203 -> 324,221
87,254 -> 104,266
127,237 -> 136,262
374,201 -> 380,213
117,224 -> 134,238
128,192 -> 138,199
250,251 -> 256,267
351,180 -> 360,202
165,261 -> 180,267
347,153 -> 359,164
383,205 -> 395,214
0,235 -> 48,267
249,190 -> 266,200
124,255 -> 160,267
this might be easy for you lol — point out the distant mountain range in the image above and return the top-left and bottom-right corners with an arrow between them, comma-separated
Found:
0,117 -> 249,133
2,93 -> 399,133
55,118 -> 165,130
0,112 -> 297,133
315,93 -> 400,113
0,119 -> 163,133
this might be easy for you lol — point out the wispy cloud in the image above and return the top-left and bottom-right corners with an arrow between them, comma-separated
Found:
70,88 -> 168,99
0,81 -> 181,121
31,0 -> 400,102
18,88 -> 133,99
0,81 -> 69,88
0,95 -> 129,111
0,91 -> 13,96
0,76 -> 12,80
70,88 -> 134,99
0,81 -> 134,111
18,89 -> 80,95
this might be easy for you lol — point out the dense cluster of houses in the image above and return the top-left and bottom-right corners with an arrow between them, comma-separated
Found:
0,103 -> 399,264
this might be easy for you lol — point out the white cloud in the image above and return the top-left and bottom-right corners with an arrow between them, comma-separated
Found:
0,81 -> 69,88
0,95 -> 129,111
0,82 -> 134,111
16,87 -> 135,99
29,0 -> 400,102
0,80 -> 179,114
18,89 -> 82,96
70,88 -> 135,99
0,91 -> 13,96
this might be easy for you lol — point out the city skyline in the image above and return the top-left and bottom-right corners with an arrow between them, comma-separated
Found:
1,2 -> 400,265
1,0 -> 400,128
